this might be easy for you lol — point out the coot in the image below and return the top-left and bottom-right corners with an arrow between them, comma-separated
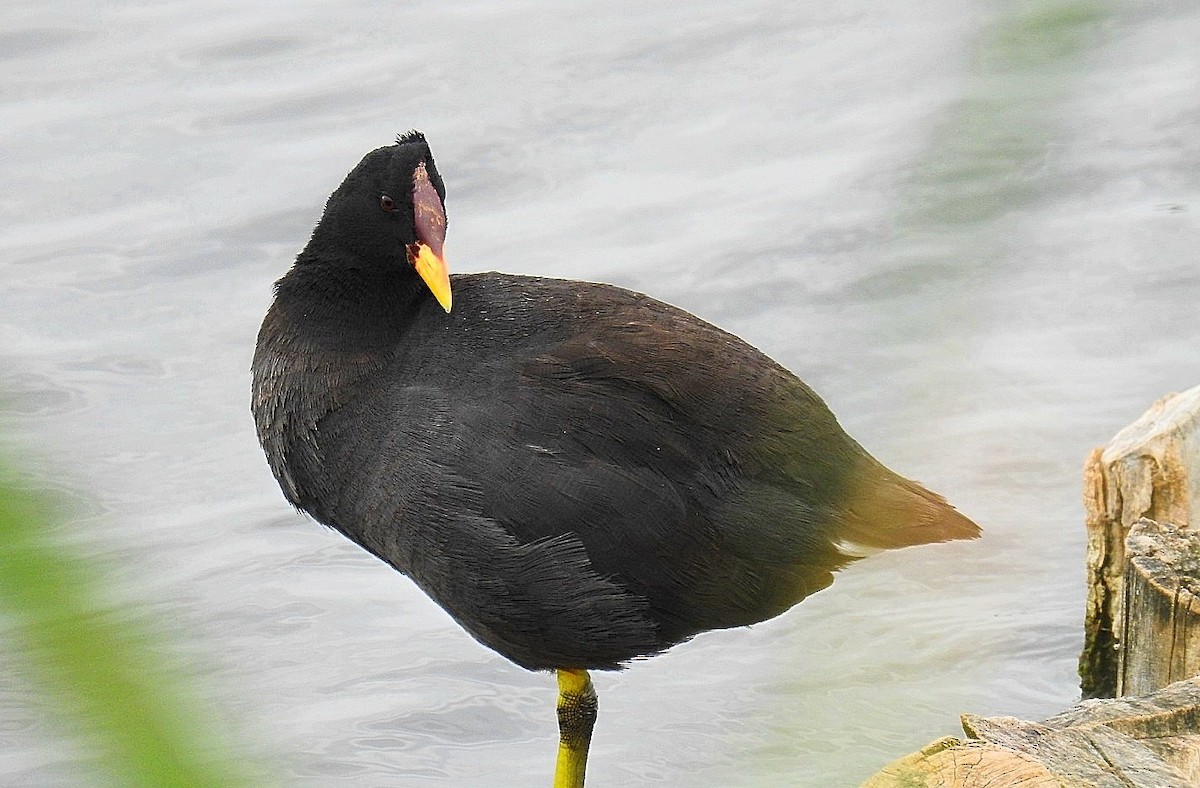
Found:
251,131 -> 979,787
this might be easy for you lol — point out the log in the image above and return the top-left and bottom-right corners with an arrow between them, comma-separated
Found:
1080,385 -> 1200,698
861,674 -> 1200,787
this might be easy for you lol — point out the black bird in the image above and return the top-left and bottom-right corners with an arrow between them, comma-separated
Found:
251,131 -> 980,787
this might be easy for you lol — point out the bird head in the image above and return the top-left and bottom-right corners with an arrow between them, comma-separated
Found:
315,130 -> 452,312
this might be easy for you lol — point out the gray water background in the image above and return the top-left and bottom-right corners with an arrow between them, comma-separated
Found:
2,0 -> 1199,785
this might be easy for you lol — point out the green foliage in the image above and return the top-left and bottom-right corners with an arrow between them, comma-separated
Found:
0,461 -> 262,788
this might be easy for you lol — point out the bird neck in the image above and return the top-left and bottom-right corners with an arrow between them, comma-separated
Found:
251,260 -> 419,514
278,259 -> 423,345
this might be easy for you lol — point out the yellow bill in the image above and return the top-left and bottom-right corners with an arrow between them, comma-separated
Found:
411,242 -> 452,313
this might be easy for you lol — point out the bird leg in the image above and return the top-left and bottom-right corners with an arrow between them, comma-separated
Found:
553,668 -> 597,788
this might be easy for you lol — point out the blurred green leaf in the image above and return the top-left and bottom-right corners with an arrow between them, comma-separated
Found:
0,459 -> 262,788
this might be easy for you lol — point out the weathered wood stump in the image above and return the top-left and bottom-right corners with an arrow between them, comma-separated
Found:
861,675 -> 1200,787
1121,518 -> 1200,697
861,385 -> 1200,786
1081,385 -> 1200,698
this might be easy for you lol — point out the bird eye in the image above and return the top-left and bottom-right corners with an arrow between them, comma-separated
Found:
380,194 -> 396,212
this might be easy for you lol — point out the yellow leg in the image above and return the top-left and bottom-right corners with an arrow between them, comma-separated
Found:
553,668 -> 597,788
